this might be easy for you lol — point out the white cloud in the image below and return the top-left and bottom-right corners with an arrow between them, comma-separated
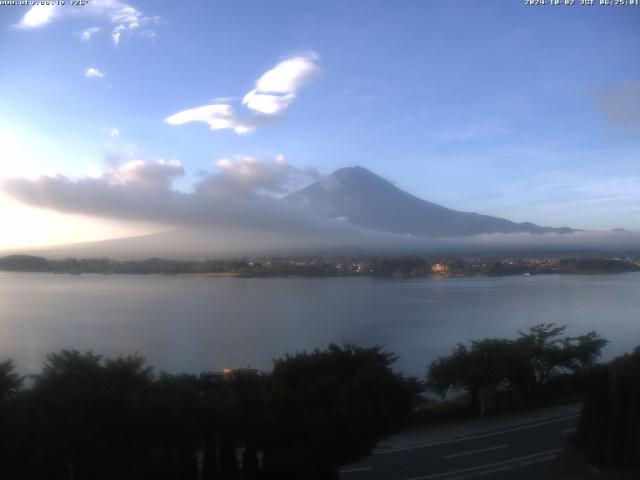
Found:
16,5 -> 58,28
85,67 -> 106,79
205,154 -> 320,197
112,24 -> 125,46
211,96 -> 237,103
80,26 -> 101,41
103,127 -> 120,137
255,53 -> 321,94
211,155 -> 302,196
242,90 -> 294,116
165,52 -> 321,134
16,0 -> 161,47
165,104 -> 255,134
105,159 -> 184,190
242,53 -> 321,116
141,30 -> 157,42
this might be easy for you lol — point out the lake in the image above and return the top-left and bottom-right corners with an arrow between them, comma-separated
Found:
1,272 -> 639,377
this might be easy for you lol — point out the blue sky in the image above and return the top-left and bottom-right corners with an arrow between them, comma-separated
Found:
1,0 -> 639,247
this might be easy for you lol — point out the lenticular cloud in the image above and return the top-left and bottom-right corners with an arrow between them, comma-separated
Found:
165,52 -> 321,134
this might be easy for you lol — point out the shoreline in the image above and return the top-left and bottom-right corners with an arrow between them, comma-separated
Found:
2,253 -> 638,278
0,270 -> 637,279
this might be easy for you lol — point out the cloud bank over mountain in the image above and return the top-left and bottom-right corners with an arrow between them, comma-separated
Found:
1,156 -> 346,236
3,160 -> 640,258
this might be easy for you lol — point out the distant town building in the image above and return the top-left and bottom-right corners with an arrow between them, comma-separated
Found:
223,367 -> 258,377
431,263 -> 450,273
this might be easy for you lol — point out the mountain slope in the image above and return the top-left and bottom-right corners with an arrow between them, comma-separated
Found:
285,166 -> 574,237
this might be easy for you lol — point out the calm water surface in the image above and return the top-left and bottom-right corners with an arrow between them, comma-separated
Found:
1,272 -> 639,376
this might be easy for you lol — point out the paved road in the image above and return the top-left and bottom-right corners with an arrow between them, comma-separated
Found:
339,407 -> 585,480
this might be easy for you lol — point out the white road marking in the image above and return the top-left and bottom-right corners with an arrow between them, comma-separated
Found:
443,444 -> 508,459
562,428 -> 576,434
339,466 -> 372,474
404,448 -> 561,480
374,414 -> 579,455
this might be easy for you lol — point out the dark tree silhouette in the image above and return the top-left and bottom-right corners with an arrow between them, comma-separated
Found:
0,359 -> 25,478
427,324 -> 607,413
427,339 -> 530,413
264,343 -> 421,479
241,443 -> 260,480
201,434 -> 220,479
574,347 -> 640,468
17,350 -> 156,480
0,360 -> 22,404
0,344 -> 421,480
218,434 -> 240,480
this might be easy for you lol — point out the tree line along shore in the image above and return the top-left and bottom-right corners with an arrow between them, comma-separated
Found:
1,254 -> 639,277
0,323 -> 638,479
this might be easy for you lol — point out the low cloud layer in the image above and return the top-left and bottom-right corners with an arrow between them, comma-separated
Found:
165,52 -> 321,134
3,157 -> 640,257
1,156 -> 336,236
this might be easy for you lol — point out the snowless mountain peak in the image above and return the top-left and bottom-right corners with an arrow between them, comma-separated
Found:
285,166 -> 574,237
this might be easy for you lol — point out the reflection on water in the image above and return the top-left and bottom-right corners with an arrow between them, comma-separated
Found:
0,272 -> 639,376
